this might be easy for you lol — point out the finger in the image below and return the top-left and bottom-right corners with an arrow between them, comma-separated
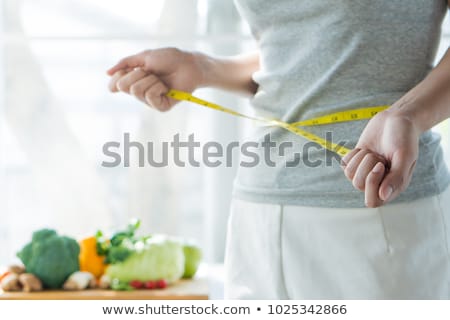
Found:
144,82 -> 171,111
341,148 -> 360,168
352,153 -> 385,191
365,162 -> 386,208
379,151 -> 417,202
116,69 -> 149,94
129,74 -> 160,102
108,70 -> 127,92
107,54 -> 146,76
344,149 -> 370,181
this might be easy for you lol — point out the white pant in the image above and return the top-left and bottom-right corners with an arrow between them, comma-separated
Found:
224,186 -> 450,299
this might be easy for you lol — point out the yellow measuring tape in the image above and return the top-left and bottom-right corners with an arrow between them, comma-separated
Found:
167,89 -> 389,157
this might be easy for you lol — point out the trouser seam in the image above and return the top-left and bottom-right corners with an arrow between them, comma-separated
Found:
279,204 -> 291,299
377,207 -> 393,254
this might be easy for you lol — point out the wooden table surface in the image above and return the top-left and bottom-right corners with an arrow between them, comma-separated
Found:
0,278 -> 209,300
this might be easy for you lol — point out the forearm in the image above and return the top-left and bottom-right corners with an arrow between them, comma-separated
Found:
195,51 -> 259,95
391,48 -> 450,133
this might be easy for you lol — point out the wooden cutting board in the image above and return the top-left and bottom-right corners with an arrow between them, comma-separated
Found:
0,278 -> 208,300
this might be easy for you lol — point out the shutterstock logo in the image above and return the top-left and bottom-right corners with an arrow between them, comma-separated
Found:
102,133 -> 347,168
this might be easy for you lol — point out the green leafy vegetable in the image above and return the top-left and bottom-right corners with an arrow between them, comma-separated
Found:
97,219 -> 200,288
96,219 -> 148,264
110,278 -> 133,291
105,235 -> 185,284
17,229 -> 80,289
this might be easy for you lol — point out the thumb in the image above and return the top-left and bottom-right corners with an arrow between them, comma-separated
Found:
379,151 -> 417,202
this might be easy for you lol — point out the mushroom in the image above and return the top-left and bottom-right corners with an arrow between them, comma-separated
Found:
18,273 -> 43,292
99,274 -> 111,289
7,265 -> 26,275
1,273 -> 21,291
63,271 -> 95,290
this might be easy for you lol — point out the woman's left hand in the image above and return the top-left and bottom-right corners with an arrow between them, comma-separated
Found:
341,108 -> 421,207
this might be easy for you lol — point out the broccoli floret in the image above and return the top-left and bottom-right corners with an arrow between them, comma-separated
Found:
17,229 -> 80,289
31,229 -> 58,242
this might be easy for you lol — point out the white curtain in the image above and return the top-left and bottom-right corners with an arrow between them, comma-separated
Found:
0,0 -> 250,265
1,0 -> 112,263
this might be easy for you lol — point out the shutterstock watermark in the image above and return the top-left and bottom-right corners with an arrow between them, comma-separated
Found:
102,133 -> 347,168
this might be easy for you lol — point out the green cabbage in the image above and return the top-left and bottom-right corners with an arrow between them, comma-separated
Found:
105,235 -> 184,284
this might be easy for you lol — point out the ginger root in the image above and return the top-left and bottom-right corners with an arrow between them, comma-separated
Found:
18,273 -> 43,292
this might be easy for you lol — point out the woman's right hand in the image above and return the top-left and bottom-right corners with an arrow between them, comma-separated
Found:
107,48 -> 205,111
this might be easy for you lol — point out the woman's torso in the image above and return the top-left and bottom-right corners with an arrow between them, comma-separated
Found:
233,0 -> 450,207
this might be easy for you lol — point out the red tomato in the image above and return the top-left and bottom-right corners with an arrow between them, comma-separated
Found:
156,279 -> 167,289
144,281 -> 156,289
129,280 -> 144,289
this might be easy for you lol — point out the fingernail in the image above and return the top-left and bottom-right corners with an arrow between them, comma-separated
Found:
383,185 -> 393,201
372,162 -> 384,173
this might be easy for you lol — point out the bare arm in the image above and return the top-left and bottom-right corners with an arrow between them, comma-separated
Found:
107,48 -> 259,111
197,51 -> 259,95
395,1 -> 450,131
390,48 -> 450,132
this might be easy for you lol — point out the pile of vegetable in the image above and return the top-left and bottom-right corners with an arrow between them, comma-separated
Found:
0,220 -> 202,292
95,219 -> 202,290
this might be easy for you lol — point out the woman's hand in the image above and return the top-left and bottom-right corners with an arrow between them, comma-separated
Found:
107,48 -> 205,111
343,48 -> 450,207
341,108 -> 421,207
107,48 -> 259,111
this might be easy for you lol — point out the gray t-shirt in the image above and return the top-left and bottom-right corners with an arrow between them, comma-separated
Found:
233,0 -> 450,207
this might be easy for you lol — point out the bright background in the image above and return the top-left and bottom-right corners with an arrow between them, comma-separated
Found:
0,0 -> 449,270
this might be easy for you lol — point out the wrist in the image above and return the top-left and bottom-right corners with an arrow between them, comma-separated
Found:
186,51 -> 208,89
191,51 -> 231,89
388,101 -> 426,135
